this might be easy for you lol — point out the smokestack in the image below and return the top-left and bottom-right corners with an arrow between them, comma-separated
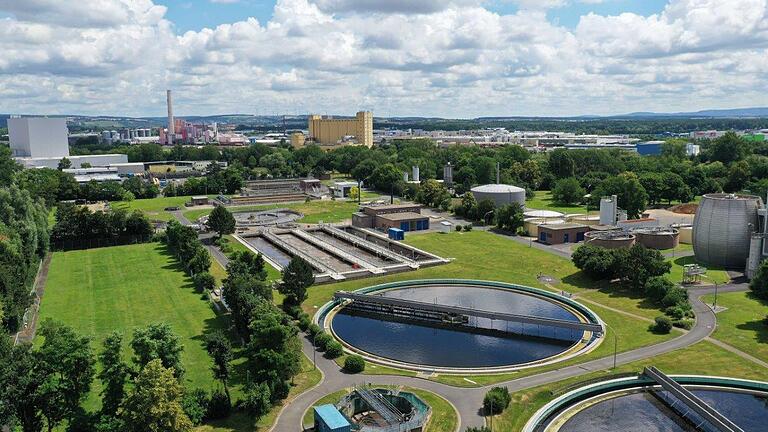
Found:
166,90 -> 174,145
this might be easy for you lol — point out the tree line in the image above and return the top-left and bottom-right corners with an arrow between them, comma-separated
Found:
51,202 -> 154,249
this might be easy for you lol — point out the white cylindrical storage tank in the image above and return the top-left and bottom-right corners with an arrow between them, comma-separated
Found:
692,193 -> 761,269
471,184 -> 526,208
412,165 -> 420,182
599,195 -> 618,225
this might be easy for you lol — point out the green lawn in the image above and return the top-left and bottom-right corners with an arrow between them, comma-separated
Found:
39,242 -> 322,430
701,291 -> 768,362
667,255 -> 730,285
112,195 -> 217,222
496,340 -> 768,431
526,190 -> 589,214
39,243 -> 226,408
300,387 -> 458,432
184,199 -> 362,225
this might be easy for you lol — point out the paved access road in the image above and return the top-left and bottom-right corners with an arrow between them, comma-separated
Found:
271,283 -> 752,431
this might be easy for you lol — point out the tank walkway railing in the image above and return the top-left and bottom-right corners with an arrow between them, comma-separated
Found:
643,367 -> 745,432
261,232 -> 344,280
354,387 -> 405,425
334,291 -> 604,333
290,229 -> 385,274
321,226 -> 418,266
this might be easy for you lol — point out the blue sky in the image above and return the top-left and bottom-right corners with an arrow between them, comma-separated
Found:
159,0 -> 670,33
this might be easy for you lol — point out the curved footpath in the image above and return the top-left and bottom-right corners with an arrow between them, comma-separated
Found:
272,283 -> 754,431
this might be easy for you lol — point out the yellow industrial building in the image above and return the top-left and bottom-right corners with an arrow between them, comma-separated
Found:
292,111 -> 373,149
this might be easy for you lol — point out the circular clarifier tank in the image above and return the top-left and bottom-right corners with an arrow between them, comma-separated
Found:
524,375 -> 768,432
317,280 -> 604,373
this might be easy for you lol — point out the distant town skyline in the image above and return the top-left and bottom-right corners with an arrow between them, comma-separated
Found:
0,0 -> 766,118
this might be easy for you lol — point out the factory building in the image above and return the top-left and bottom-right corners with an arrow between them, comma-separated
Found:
8,117 -> 70,158
10,116 -> 128,169
302,111 -> 373,149
352,204 -> 430,232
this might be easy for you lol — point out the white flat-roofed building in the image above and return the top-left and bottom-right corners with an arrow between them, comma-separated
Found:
8,117 -> 69,158
17,154 -> 129,169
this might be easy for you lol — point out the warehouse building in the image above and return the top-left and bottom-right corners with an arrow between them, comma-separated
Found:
352,204 -> 430,232
537,223 -> 590,245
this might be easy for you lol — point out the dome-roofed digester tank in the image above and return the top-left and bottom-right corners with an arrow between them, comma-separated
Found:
470,184 -> 526,208
692,193 -> 762,269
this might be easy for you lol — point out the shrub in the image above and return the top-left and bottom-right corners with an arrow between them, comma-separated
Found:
240,382 -> 271,419
572,244 -> 615,279
325,341 -> 344,359
661,287 -> 689,308
207,389 -> 231,420
483,386 -> 511,415
314,333 -> 333,351
750,260 -> 768,300
464,224 -> 473,232
645,276 -> 674,303
455,225 -> 463,232
672,319 -> 693,330
344,355 -> 366,373
651,316 -> 673,334
182,389 -> 209,425
664,303 -> 693,319
464,428 -> 491,432
307,323 -> 321,337
193,272 -> 216,293
297,313 -> 311,332
270,379 -> 290,402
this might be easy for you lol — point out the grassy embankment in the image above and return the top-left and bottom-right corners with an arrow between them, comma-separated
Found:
39,243 -> 321,431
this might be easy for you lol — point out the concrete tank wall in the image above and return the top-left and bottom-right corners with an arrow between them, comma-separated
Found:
584,231 -> 636,249
635,230 -> 679,250
693,193 -> 761,269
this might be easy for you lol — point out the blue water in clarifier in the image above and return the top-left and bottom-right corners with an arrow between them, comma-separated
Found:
559,388 -> 768,432
330,285 -> 582,368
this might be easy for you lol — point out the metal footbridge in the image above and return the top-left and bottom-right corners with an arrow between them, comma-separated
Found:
334,291 -> 603,334
354,387 -> 406,425
643,367 -> 745,432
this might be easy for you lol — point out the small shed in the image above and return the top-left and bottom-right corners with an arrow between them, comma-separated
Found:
190,196 -> 209,206
388,227 -> 405,241
314,404 -> 351,432
538,223 -> 590,245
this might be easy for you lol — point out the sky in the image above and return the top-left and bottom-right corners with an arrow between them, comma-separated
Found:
0,0 -> 766,118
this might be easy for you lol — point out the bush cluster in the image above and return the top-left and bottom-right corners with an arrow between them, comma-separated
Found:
344,355 -> 366,373
483,386 -> 511,415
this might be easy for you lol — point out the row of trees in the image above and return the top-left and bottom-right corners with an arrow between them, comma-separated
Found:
0,320 -> 198,432
220,250 -> 310,420
0,185 -> 49,332
164,221 -> 211,276
51,202 -> 153,246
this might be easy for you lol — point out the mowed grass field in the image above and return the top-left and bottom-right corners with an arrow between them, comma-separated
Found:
39,243 -> 225,405
702,291 -> 768,363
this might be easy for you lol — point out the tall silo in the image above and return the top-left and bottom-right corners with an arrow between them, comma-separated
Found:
692,193 -> 762,269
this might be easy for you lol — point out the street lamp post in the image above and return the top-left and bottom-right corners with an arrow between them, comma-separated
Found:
312,332 -> 319,370
603,323 -> 618,370
712,281 -> 719,311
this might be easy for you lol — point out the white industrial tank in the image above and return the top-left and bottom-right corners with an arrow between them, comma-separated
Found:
470,184 -> 526,208
692,193 -> 762,269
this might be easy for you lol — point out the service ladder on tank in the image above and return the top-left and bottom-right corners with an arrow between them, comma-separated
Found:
643,367 -> 745,432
